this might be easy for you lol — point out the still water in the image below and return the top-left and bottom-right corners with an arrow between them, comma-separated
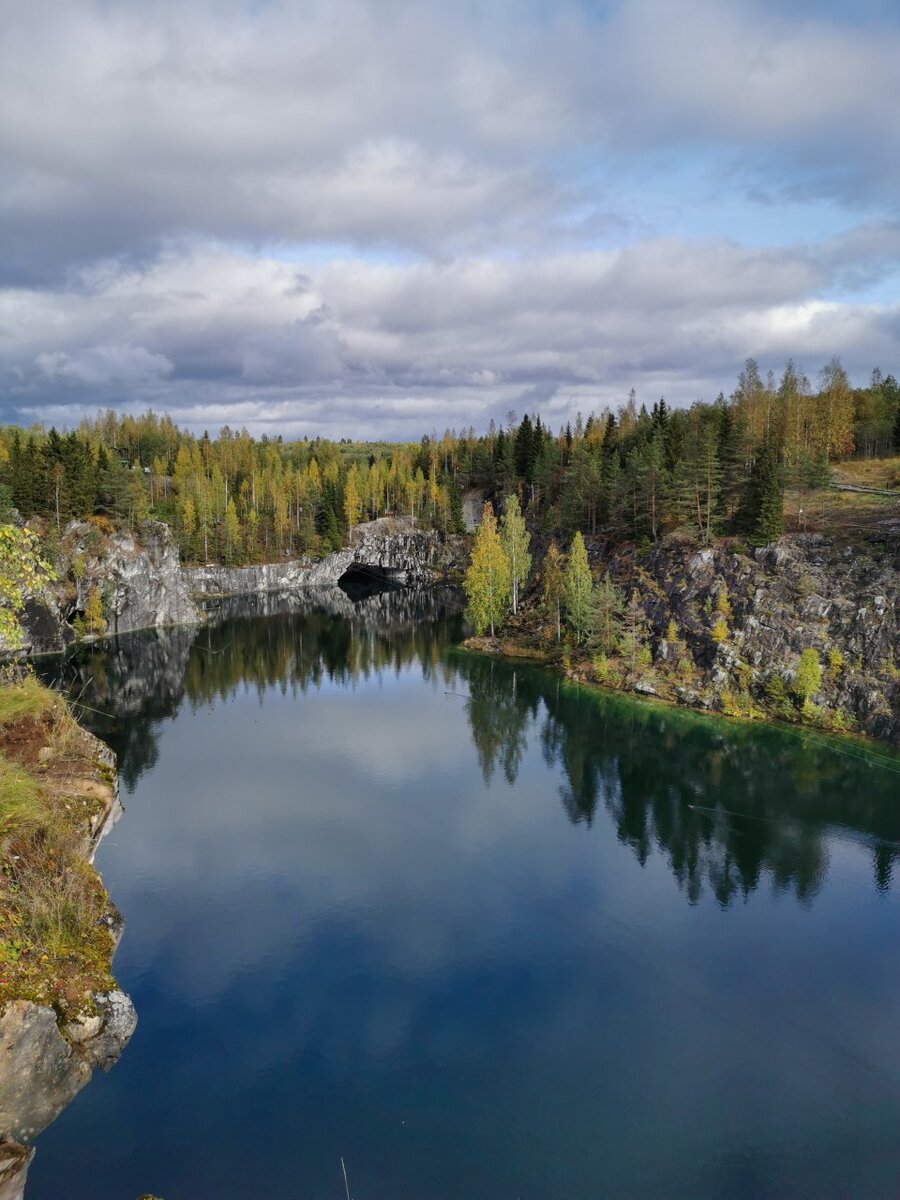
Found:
32,588 -> 900,1199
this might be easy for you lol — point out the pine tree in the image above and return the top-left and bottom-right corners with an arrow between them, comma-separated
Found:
590,573 -> 624,654
464,504 -> 511,637
621,589 -> 650,675
740,440 -> 784,547
446,477 -> 465,534
563,531 -> 592,644
541,541 -> 564,641
500,494 -> 531,615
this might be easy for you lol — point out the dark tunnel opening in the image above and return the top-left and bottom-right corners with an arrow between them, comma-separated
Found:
337,562 -> 404,599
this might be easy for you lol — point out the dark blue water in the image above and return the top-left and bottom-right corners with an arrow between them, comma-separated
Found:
32,591 -> 900,1199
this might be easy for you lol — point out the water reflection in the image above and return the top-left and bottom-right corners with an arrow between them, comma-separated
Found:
27,585 -> 900,1200
40,587 -> 900,910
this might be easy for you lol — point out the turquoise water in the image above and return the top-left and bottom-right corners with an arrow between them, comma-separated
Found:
32,590 -> 900,1199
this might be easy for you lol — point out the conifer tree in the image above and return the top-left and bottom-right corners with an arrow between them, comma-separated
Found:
621,589 -> 651,675
500,494 -> 531,615
563,531 -> 592,644
590,573 -> 624,654
740,440 -> 784,546
464,504 -> 511,637
541,540 -> 564,641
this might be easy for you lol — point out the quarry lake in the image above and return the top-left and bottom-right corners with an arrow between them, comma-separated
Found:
31,590 -> 900,1200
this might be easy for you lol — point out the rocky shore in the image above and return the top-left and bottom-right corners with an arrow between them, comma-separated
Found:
15,517 -> 455,656
469,532 -> 900,747
0,692 -> 136,1199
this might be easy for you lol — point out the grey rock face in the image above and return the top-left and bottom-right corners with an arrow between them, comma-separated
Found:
0,991 -> 137,1150
628,533 -> 900,744
75,521 -> 202,637
12,517 -> 449,655
0,1003 -> 91,1144
189,517 -> 446,597
81,991 -> 138,1072
13,520 -> 202,655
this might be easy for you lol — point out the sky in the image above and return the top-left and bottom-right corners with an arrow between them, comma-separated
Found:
2,0 -> 900,440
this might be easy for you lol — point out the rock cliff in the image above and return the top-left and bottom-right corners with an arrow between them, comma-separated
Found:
0,721 -> 135,1199
13,517 -> 451,655
16,521 -> 201,655
504,531 -> 900,746
188,517 -> 447,597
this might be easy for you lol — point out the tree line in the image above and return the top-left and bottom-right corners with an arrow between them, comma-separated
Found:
0,356 -> 897,566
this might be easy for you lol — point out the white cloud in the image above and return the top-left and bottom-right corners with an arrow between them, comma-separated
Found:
2,0 -> 900,431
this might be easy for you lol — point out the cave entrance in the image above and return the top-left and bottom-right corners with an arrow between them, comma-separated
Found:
337,562 -> 404,599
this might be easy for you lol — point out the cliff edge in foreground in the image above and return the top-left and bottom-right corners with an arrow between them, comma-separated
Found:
0,677 -> 135,1199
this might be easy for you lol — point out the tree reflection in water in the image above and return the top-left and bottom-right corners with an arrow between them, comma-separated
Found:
39,586 -> 900,908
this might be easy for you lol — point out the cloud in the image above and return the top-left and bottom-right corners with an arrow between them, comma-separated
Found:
2,0 -> 899,432
35,344 -> 174,387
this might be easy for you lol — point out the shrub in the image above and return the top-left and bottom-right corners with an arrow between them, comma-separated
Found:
711,618 -> 728,643
676,655 -> 695,680
735,661 -> 753,691
794,648 -> 823,702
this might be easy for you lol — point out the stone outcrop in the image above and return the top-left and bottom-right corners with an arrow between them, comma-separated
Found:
585,532 -> 900,744
15,521 -> 202,656
12,517 -> 452,656
0,725 -> 135,1197
188,517 -> 447,597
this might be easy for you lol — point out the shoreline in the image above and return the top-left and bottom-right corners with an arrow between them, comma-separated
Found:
0,679 -> 136,1197
458,634 -> 900,758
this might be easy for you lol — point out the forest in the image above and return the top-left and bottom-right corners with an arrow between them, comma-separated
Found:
1,356 -> 898,567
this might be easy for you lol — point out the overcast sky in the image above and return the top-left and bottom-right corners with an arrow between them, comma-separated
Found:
2,0 -> 899,439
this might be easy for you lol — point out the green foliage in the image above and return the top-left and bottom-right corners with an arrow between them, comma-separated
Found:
84,585 -> 106,637
464,505 -> 511,637
0,354 -> 893,573
0,525 -> 56,650
711,617 -> 728,643
500,494 -> 531,615
590,573 -> 625,654
740,440 -> 784,546
794,648 -> 823,702
0,672 -> 56,726
541,541 -> 565,641
620,589 -> 651,674
563,532 -> 592,644
0,756 -> 43,836
735,661 -> 753,691
676,654 -> 696,680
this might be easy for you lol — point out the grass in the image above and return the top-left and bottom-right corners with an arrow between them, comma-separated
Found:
0,757 -> 44,837
0,672 -> 58,727
0,676 -> 118,1011
832,456 -> 900,490
783,457 -> 900,548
